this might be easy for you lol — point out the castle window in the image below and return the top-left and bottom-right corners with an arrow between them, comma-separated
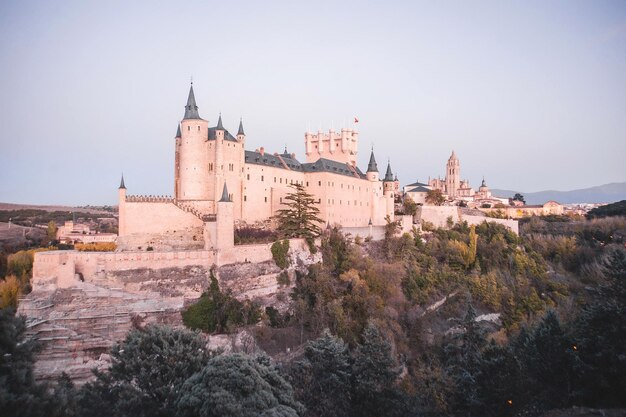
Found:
244,196 -> 247,201
274,177 -> 276,183
264,197 -> 267,202
318,181 -> 321,186
280,178 -> 282,184
261,176 -> 264,181
306,182 -> 309,187
188,126 -> 190,131
247,174 -> 250,180
280,197 -> 283,203
197,126 -> 200,131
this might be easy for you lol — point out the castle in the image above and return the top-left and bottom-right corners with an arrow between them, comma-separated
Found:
118,84 -> 399,251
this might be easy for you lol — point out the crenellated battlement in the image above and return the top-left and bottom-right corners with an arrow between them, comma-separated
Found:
125,195 -> 174,203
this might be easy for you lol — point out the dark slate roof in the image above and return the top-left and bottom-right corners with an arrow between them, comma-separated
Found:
244,151 -> 365,179
176,124 -> 181,138
406,180 -> 429,187
407,186 -> 430,193
208,126 -> 238,142
216,114 -> 224,130
219,183 -> 230,202
183,84 -> 201,120
244,151 -> 302,170
384,161 -> 393,181
238,119 -> 245,136
119,174 -> 126,190
367,150 -> 378,173
302,158 -> 365,178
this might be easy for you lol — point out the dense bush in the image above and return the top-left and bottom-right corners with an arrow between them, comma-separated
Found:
74,242 -> 116,252
234,226 -> 277,245
271,240 -> 290,269
182,271 -> 260,333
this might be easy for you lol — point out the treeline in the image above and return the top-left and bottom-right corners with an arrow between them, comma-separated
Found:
0,209 -> 114,227
587,200 -> 626,219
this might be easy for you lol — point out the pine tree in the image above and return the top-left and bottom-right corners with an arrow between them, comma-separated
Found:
444,303 -> 487,416
351,323 -> 408,417
176,354 -> 304,417
274,183 -> 323,239
77,325 -> 210,417
290,330 -> 352,417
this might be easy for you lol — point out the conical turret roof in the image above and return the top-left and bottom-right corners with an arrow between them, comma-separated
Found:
216,113 -> 224,130
175,124 -> 181,138
219,182 -> 230,202
384,160 -> 394,181
367,149 -> 378,173
119,174 -> 126,190
183,84 -> 201,120
237,118 -> 245,136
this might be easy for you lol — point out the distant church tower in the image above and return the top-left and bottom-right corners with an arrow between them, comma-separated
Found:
445,151 -> 460,198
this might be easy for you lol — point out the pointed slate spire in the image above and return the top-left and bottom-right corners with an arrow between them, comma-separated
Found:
384,160 -> 394,181
367,148 -> 378,173
216,113 -> 224,130
219,182 -> 230,202
183,83 -> 201,120
237,118 -> 245,136
175,124 -> 181,138
119,174 -> 126,190
481,176 -> 487,187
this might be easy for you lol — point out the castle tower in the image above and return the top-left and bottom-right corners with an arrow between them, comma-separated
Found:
305,127 -> 359,165
177,83 -> 210,201
237,118 -> 245,143
366,149 -> 379,182
383,160 -> 395,197
118,174 -> 127,236
208,113 -> 245,215
445,150 -> 460,199
215,182 -> 234,249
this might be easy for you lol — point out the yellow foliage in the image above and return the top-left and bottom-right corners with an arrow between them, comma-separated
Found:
0,275 -> 21,309
468,272 -> 501,310
75,242 -> 117,252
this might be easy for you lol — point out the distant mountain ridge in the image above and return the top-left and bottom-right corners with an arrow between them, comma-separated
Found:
492,182 -> 626,205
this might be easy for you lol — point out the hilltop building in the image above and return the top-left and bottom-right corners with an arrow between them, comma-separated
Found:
118,84 -> 399,251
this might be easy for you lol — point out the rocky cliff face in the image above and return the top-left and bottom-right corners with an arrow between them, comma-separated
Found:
18,244 -> 321,384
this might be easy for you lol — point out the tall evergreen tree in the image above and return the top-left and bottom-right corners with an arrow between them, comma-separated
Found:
274,183 -> 322,239
444,303 -> 487,417
351,323 -> 408,417
523,311 -> 574,410
290,330 -> 351,417
176,354 -> 304,417
77,325 -> 210,417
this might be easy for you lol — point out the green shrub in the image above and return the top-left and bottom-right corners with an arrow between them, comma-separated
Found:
276,270 -> 290,287
182,271 -> 260,333
271,240 -> 290,269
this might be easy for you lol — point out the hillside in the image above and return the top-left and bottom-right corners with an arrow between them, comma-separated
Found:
492,182 -> 626,205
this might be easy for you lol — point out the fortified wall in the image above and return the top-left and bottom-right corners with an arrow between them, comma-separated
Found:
418,206 -> 519,234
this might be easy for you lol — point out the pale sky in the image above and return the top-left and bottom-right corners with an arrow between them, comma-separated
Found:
1,0 -> 625,205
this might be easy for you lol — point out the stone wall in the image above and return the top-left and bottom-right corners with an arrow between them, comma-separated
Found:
418,205 -> 519,234
419,205 -> 460,228
463,215 -> 519,234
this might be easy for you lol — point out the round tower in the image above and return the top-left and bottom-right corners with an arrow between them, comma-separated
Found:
366,149 -> 379,182
177,83 -> 210,200
383,160 -> 395,197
